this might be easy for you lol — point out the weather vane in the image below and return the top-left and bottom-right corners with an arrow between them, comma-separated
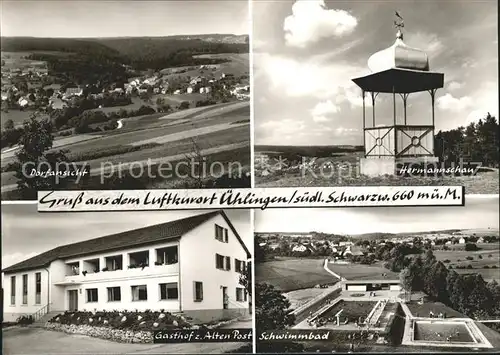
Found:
394,11 -> 404,39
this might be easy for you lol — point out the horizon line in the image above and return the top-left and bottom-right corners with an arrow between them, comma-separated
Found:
0,33 -> 249,40
256,227 -> 499,236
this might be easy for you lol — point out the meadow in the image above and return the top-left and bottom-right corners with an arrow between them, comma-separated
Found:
256,257 -> 338,292
327,261 -> 400,280
433,244 -> 500,281
255,150 -> 499,194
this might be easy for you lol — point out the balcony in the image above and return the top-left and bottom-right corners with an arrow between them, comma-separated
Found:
155,246 -> 178,267
58,260 -> 178,285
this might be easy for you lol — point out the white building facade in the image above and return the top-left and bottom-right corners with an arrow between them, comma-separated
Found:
3,211 -> 251,323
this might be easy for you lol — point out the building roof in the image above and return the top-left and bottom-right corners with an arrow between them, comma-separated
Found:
344,279 -> 400,284
3,210 -> 250,274
352,68 -> 444,93
368,31 -> 430,73
353,28 -> 444,94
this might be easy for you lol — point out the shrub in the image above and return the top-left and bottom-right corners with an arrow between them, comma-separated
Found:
465,243 -> 479,251
467,264 -> 473,269
466,256 -> 474,261
49,310 -> 191,330
443,259 -> 451,263
492,265 -> 498,269
17,315 -> 34,325
484,265 -> 490,269
478,255 -> 483,259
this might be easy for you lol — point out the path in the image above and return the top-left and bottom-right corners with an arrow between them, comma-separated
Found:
323,259 -> 345,280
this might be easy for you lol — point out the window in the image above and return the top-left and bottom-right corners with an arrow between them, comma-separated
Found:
107,287 -> 121,302
10,276 -> 15,305
129,251 -> 149,268
216,254 -> 225,269
215,224 -> 228,243
159,283 -> 178,300
22,274 -> 28,305
225,256 -> 231,271
35,272 -> 41,304
236,288 -> 246,302
156,246 -> 178,265
194,281 -> 203,301
86,288 -> 98,302
235,259 -> 246,273
105,255 -> 123,271
131,285 -> 147,301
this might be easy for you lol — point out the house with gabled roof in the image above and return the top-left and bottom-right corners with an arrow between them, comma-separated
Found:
2,211 -> 251,323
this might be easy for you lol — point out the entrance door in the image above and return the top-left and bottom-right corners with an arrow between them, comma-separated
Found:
68,290 -> 78,311
222,287 -> 228,309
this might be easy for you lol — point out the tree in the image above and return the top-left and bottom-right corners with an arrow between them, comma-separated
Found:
3,119 -> 14,130
178,101 -> 190,110
183,138 -> 205,188
12,114 -> 69,199
465,243 -> 479,251
239,261 -> 252,314
427,261 -> 449,302
255,282 -> 295,331
400,266 -> 417,301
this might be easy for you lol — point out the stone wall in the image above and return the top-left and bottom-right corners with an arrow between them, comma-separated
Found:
45,323 -> 153,343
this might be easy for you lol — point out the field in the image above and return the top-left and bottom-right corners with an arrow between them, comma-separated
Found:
255,151 -> 500,194
256,257 -> 338,292
327,261 -> 400,280
1,51 -> 48,69
86,93 -> 210,116
319,300 -> 377,323
433,245 -> 500,281
414,321 -> 474,343
1,101 -> 250,194
406,301 -> 466,319
0,109 -> 50,127
161,53 -> 249,80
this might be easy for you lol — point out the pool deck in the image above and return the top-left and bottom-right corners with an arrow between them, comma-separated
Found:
400,302 -> 493,349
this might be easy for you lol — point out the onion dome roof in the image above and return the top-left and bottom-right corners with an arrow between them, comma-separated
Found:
367,30 -> 430,73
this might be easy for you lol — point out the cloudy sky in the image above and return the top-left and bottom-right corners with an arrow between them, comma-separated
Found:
254,0 -> 498,146
0,0 -> 249,37
255,196 -> 499,235
1,204 -> 251,269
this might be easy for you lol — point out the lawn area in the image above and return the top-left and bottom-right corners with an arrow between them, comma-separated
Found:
327,261 -> 399,280
0,109 -> 49,127
256,257 -> 338,292
414,321 -> 474,342
319,300 -> 377,323
406,301 -> 466,318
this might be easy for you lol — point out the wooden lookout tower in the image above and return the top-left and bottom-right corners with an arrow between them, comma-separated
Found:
351,14 -> 444,176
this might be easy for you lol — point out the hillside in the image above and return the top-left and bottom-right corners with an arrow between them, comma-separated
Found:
1,35 -> 249,71
255,145 -> 364,158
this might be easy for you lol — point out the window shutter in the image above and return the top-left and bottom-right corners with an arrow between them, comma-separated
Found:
224,228 -> 228,243
244,290 -> 248,302
200,282 -> 203,300
226,256 -> 231,270
193,281 -> 196,301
